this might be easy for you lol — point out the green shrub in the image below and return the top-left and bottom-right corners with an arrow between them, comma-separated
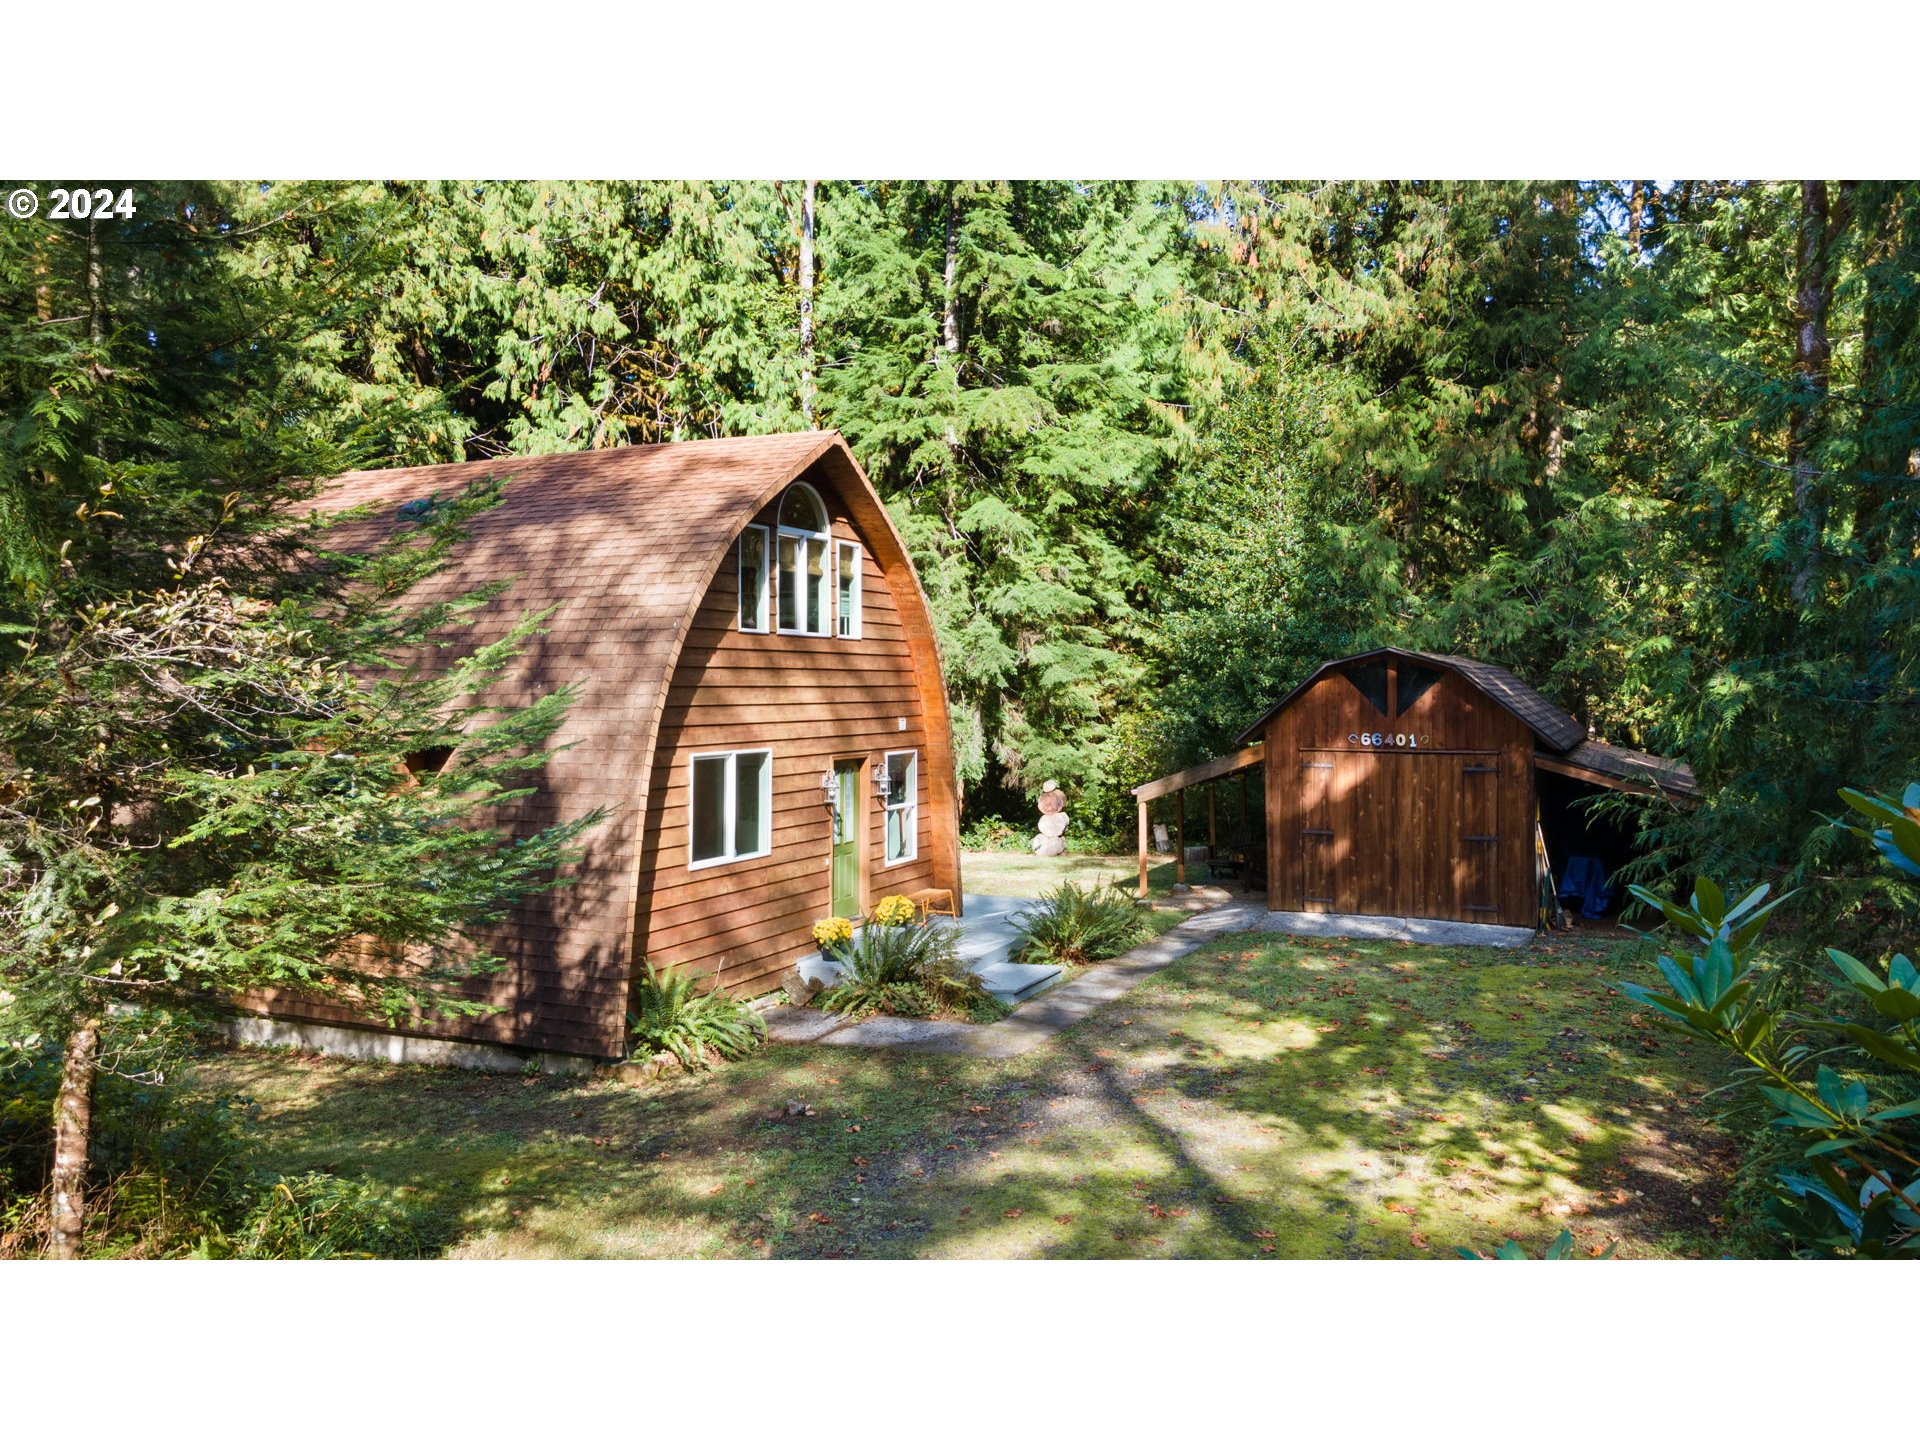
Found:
218,1172 -> 444,1259
819,921 -> 991,1020
960,817 -> 1028,852
0,1032 -> 442,1258
1012,880 -> 1148,967
1618,779 -> 1920,1258
628,963 -> 765,1070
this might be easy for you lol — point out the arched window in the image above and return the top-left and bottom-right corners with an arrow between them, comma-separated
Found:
776,482 -> 831,635
779,482 -> 828,534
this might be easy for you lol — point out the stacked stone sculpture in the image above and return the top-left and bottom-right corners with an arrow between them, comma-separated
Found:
1032,780 -> 1068,856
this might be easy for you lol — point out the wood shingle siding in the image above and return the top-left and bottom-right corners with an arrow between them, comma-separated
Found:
249,433 -> 960,1060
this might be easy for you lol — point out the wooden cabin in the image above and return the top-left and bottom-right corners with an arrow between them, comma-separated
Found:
1133,648 -> 1696,929
248,432 -> 961,1062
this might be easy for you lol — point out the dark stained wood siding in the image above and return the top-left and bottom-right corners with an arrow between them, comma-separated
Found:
1264,659 -> 1536,926
631,469 -> 956,996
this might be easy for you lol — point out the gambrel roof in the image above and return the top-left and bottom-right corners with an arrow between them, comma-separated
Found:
1233,646 -> 1587,750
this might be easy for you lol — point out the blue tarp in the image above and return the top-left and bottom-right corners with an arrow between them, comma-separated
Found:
1557,855 -> 1614,916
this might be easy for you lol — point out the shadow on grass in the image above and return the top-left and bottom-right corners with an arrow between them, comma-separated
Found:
185,927 -> 1736,1259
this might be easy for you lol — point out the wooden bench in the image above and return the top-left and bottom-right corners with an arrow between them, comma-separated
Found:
904,886 -> 957,923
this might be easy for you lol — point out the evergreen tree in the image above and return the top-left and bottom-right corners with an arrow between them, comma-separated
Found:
817,180 -> 1207,827
0,184 -> 596,1256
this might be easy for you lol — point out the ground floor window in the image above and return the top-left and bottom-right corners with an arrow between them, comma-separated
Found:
689,749 -> 772,868
883,749 -> 917,864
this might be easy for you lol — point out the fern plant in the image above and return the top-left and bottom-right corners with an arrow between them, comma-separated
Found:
628,963 -> 765,1070
1011,881 -> 1148,967
819,922 -> 984,1020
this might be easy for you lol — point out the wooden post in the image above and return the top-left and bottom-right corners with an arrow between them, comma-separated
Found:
1175,790 -> 1186,884
1207,785 -> 1218,870
1137,798 -> 1149,899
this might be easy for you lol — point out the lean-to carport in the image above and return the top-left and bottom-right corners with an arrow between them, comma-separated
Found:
1130,742 -> 1266,897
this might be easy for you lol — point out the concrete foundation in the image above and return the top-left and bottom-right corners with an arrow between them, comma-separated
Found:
223,1014 -> 599,1075
1257,910 -> 1534,949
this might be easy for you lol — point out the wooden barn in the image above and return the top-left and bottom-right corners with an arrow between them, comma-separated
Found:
244,431 -> 961,1064
1132,648 -> 1696,929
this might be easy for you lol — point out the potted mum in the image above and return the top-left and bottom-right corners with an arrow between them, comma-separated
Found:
811,915 -> 855,963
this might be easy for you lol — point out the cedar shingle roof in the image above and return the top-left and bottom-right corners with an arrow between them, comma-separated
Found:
1403,650 -> 1587,752
264,431 -> 908,1058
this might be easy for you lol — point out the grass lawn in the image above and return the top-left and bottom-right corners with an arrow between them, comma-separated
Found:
962,847 -> 1184,900
183,920 -> 1739,1259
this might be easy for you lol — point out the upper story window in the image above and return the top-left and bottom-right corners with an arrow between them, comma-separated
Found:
738,524 -> 770,632
836,540 -> 862,638
776,482 -> 831,636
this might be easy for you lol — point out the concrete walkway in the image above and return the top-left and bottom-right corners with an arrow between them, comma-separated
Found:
1256,909 -> 1534,949
761,892 -> 1539,1059
762,898 -> 1267,1057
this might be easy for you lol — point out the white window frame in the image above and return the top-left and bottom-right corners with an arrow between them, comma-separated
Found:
776,482 -> 832,638
737,524 -> 770,633
835,540 -> 862,639
687,748 -> 774,871
882,749 -> 918,865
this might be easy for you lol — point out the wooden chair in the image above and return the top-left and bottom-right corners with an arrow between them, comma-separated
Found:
905,886 -> 958,924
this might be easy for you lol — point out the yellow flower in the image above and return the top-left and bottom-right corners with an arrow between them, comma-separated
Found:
871,894 -> 918,927
812,916 -> 854,948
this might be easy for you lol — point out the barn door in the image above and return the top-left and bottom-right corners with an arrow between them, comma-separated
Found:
1391,752 -> 1502,921
1297,755 -> 1337,911
1455,756 -> 1502,921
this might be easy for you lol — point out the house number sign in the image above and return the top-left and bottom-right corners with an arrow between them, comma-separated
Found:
1347,731 -> 1430,748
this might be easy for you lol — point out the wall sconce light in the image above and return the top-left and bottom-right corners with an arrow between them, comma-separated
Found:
819,770 -> 835,807
875,766 -> 893,803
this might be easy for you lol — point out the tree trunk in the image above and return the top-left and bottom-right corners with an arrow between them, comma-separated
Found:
1853,184 -> 1908,542
1788,180 -> 1837,604
942,184 -> 961,357
48,1017 -> 100,1260
798,179 -> 816,425
1628,181 -> 1645,253
940,183 -> 962,458
86,217 -> 105,349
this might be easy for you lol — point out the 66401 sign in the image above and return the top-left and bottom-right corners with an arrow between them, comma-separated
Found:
1348,731 -> 1429,748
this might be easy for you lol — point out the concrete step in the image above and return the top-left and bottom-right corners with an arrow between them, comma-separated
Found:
973,959 -> 1064,1004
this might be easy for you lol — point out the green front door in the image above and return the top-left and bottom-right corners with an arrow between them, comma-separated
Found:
832,761 -> 861,919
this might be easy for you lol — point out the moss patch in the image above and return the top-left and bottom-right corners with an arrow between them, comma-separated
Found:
181,927 -> 1738,1259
